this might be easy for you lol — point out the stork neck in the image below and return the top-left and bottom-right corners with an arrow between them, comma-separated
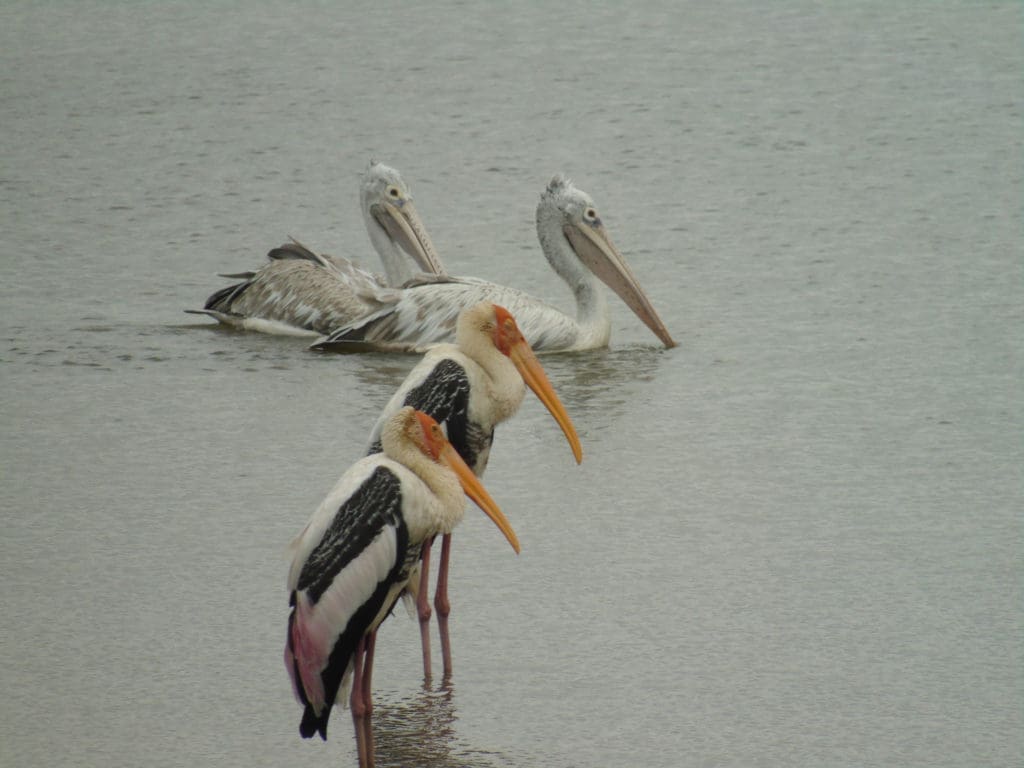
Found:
388,443 -> 464,529
456,341 -> 527,423
409,450 -> 463,510
483,353 -> 526,422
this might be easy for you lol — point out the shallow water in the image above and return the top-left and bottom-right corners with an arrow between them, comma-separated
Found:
2,2 -> 1021,767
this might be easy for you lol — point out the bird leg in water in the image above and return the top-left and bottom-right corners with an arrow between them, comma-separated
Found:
350,635 -> 368,766
434,532 -> 454,678
350,634 -> 377,768
417,538 -> 434,681
362,632 -> 377,768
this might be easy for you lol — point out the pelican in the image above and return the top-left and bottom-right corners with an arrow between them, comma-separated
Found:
285,407 -> 518,767
188,161 -> 445,335
364,302 -> 582,679
313,174 -> 676,353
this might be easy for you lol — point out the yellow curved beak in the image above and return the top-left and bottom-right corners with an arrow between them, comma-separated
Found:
508,340 -> 584,464
439,442 -> 520,554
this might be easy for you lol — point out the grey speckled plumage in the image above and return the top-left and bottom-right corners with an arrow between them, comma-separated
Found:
313,175 -> 676,353
191,239 -> 400,336
188,161 -> 444,336
316,274 -> 584,352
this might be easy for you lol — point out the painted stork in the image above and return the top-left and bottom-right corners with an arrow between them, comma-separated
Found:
285,407 -> 518,766
189,161 -> 445,335
358,302 -> 583,679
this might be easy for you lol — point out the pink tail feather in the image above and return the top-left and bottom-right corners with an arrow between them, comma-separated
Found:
286,592 -> 328,713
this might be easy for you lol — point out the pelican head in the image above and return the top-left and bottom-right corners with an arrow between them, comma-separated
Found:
537,175 -> 677,349
457,303 -> 584,464
360,161 -> 445,285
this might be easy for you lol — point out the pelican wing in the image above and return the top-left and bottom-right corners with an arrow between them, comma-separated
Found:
312,278 -> 583,353
190,163 -> 445,337
268,238 -> 402,298
189,255 -> 401,336
267,238 -> 338,270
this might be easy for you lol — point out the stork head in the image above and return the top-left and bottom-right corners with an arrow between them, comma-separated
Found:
390,406 -> 520,554
456,303 -> 583,465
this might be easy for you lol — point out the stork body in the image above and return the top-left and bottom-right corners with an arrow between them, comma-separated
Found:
363,303 -> 582,678
285,408 -> 517,766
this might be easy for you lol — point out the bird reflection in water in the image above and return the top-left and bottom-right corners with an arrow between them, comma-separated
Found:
344,352 -> 419,403
541,345 -> 667,425
368,682 -> 509,768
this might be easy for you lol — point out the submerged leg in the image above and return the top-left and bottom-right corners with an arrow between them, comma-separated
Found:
435,533 -> 454,678
418,538 -> 434,681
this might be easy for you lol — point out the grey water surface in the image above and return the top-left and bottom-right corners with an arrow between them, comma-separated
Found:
2,2 -> 1021,767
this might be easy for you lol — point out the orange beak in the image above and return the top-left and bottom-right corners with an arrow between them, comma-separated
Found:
439,442 -> 520,554
415,409 -> 520,554
508,342 -> 583,464
494,307 -> 583,464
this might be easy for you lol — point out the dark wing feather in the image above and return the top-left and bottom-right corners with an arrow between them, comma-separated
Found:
288,466 -> 411,740
369,358 -> 492,473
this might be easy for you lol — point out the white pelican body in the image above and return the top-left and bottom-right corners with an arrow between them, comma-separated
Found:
190,162 -> 445,336
285,407 -> 518,763
364,303 -> 582,678
314,175 -> 676,353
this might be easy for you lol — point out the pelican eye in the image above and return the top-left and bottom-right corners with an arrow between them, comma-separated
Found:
388,186 -> 401,198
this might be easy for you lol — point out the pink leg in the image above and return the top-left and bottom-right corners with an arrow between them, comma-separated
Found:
417,538 -> 434,681
362,631 -> 376,768
435,533 -> 454,678
350,636 -> 369,767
